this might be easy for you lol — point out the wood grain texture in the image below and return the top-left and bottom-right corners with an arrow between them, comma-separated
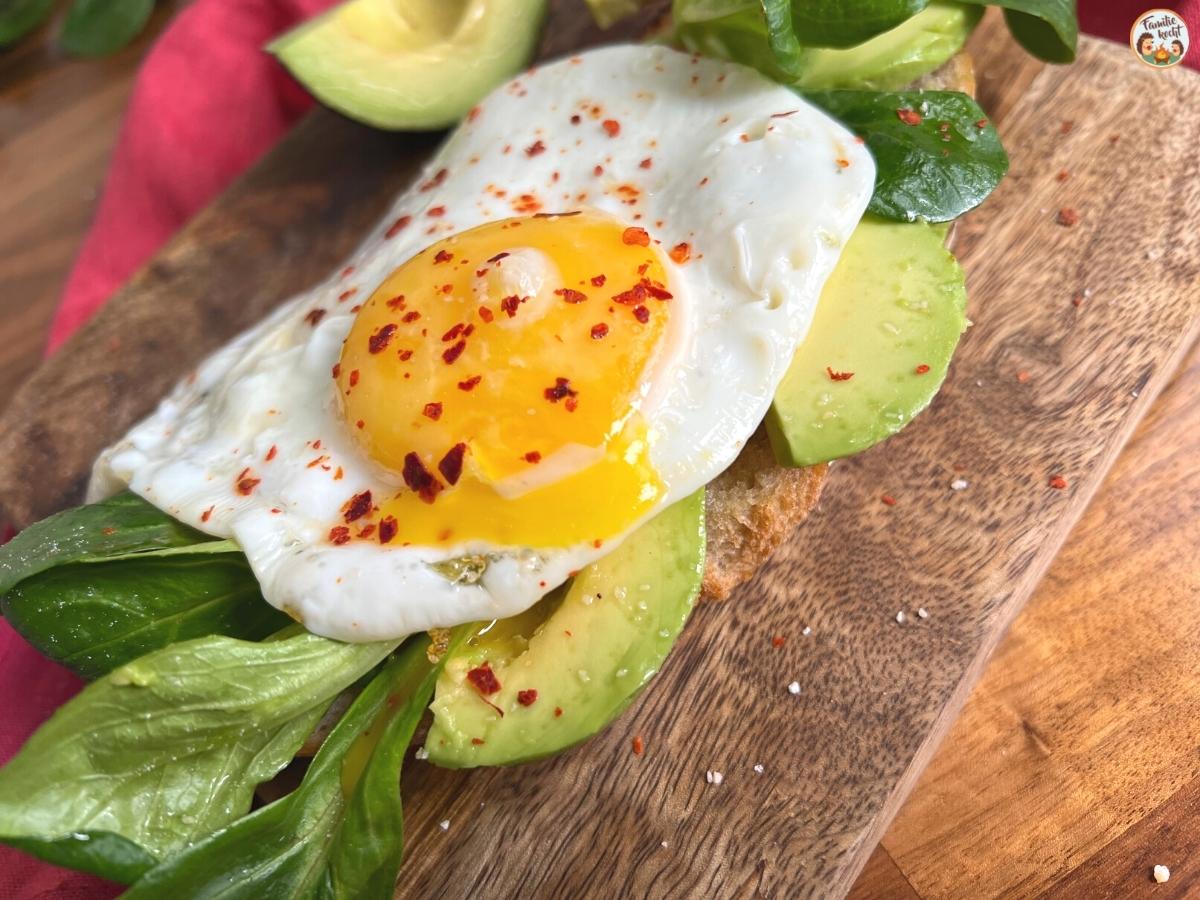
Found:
0,7 -> 1199,900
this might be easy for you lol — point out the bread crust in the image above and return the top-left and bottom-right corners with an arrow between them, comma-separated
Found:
698,50 -> 977,601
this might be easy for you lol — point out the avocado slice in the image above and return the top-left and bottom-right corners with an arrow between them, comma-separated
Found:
425,490 -> 704,767
766,216 -> 968,467
793,2 -> 982,90
269,0 -> 547,131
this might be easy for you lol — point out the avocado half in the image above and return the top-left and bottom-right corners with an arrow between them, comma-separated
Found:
269,0 -> 548,131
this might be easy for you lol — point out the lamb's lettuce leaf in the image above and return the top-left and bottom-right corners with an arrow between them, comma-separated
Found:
123,633 -> 456,899
0,631 -> 395,879
805,89 -> 1009,222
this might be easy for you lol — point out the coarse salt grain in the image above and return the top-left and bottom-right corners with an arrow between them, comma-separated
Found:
706,770 -> 724,785
896,610 -> 907,624
753,764 -> 764,774
1153,865 -> 1170,883
917,607 -> 929,619
415,746 -> 429,760
787,681 -> 801,695
802,626 -> 812,636
950,478 -> 969,491
439,820 -> 450,831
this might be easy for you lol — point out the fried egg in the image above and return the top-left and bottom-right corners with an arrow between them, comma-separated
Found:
89,44 -> 874,641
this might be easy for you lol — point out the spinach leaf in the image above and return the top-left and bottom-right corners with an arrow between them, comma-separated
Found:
784,0 -> 928,49
0,631 -> 395,877
805,89 -> 1009,222
0,0 -> 55,45
992,0 -> 1077,63
0,491 -> 217,597
2,553 -> 289,679
3,831 -> 159,883
59,0 -> 155,56
124,633 -> 454,899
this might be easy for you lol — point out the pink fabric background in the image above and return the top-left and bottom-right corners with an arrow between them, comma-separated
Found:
2,1 -> 1197,895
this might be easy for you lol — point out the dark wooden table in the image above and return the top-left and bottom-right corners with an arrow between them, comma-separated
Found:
1,10 -> 1198,898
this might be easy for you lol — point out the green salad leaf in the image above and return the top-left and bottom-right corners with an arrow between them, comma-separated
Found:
2,552 -> 289,679
0,0 -> 55,45
989,0 -> 1078,64
2,832 -> 160,884
123,633 -> 455,899
0,491 -> 217,596
805,90 -> 1009,222
59,0 -> 155,56
0,631 -> 395,878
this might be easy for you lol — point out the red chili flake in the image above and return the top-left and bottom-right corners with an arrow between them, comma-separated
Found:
915,363 -> 930,375
554,706 -> 563,718
378,516 -> 398,544
601,119 -> 620,137
433,249 -> 454,264
355,421 -> 364,431
341,265 -> 355,278
385,215 -> 412,238
440,284 -> 453,294
591,322 -> 609,339
637,262 -> 650,276
402,310 -> 421,324
633,305 -> 650,324
357,524 -> 376,539
442,340 -> 466,365
398,349 -> 413,362
420,168 -> 448,191
304,308 -> 326,327
639,157 -> 652,169
342,490 -> 373,523
487,251 -> 510,264
427,206 -> 446,218
974,118 -> 988,129
524,451 -> 542,464
306,456 -> 327,469
544,377 -> 578,403
201,505 -> 214,523
329,525 -> 351,545
770,635 -> 787,649
1056,208 -> 1080,227
402,453 -> 443,503
896,107 -> 922,126
386,294 -> 406,310
1056,169 -> 1070,182
466,662 -> 501,695
622,226 -> 650,247
632,736 -> 644,756
739,133 -> 750,142
512,193 -> 541,214
1048,475 -> 1069,490
368,323 -> 398,354
471,738 -> 486,746
500,295 -> 522,318
1060,120 -> 1073,134
826,367 -> 854,381
881,494 -> 897,506
641,278 -> 672,300
468,105 -> 481,122
590,274 -> 607,288
438,442 -> 468,485
335,465 -> 345,479
613,283 -> 647,306
349,369 -> 360,387
331,363 -> 341,379
836,158 -> 851,169
265,445 -> 278,461
338,289 -> 357,303
235,469 -> 261,496
458,375 -> 482,392
770,109 -> 799,119
517,689 -> 538,706
478,306 -> 494,323
525,139 -> 546,157
423,402 -> 443,420
1016,370 -> 1031,383
1071,292 -> 1085,308
669,242 -> 691,264
555,288 -> 587,304
570,114 -> 581,125
442,322 -> 467,342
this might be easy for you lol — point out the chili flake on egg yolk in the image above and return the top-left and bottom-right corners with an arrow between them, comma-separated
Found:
336,212 -> 677,549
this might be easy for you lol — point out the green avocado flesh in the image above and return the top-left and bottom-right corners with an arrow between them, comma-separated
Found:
269,0 -> 547,130
425,490 -> 705,767
766,216 -> 968,467
793,2 -> 982,90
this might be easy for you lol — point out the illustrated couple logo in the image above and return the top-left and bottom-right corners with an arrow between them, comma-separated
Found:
1131,9 -> 1189,67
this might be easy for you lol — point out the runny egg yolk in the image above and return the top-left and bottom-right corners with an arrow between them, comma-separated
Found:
336,212 -> 676,549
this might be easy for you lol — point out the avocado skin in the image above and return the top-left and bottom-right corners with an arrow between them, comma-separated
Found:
793,2 -> 982,90
269,0 -> 547,131
766,216 -> 968,468
425,490 -> 704,768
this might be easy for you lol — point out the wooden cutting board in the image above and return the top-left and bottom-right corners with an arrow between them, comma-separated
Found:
1,5 -> 1198,897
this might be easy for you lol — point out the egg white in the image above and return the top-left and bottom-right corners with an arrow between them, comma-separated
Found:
89,44 -> 873,642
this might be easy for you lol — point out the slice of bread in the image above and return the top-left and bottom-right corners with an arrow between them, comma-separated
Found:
699,50 -> 976,601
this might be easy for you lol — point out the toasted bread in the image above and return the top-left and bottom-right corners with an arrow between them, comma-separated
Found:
699,50 -> 976,601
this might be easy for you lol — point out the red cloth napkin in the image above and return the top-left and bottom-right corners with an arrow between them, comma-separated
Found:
4,1 -> 1197,896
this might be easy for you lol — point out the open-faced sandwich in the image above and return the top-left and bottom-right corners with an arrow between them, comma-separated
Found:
0,0 -> 1077,895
